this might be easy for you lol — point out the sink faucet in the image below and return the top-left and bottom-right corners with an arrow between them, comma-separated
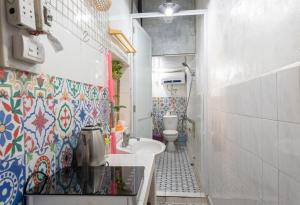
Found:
131,136 -> 141,141
122,132 -> 140,147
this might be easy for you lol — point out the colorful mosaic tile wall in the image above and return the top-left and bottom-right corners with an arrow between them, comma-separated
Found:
0,67 -> 110,205
152,97 -> 187,145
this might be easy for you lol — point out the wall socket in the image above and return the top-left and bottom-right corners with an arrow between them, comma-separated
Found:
6,0 -> 36,30
13,34 -> 45,64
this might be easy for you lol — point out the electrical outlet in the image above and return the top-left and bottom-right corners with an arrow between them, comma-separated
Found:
12,34 -> 45,64
35,0 -> 53,32
6,0 -> 36,30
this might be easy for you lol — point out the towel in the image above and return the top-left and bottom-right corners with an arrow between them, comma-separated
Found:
107,51 -> 114,103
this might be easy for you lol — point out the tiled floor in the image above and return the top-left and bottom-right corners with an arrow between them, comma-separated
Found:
159,203 -> 203,205
155,146 -> 202,197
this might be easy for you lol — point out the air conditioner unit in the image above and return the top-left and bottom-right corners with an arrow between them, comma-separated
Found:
161,72 -> 186,85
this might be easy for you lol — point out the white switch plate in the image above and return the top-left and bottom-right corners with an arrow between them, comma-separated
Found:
6,0 -> 36,30
12,34 -> 45,64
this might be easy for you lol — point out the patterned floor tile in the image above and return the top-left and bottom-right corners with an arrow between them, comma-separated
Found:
159,203 -> 203,205
0,156 -> 25,205
155,146 -> 201,196
0,97 -> 23,160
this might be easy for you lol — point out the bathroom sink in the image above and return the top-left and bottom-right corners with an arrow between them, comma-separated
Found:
117,138 -> 166,156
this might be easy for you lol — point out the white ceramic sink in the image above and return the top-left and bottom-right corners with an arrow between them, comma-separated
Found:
117,138 -> 166,156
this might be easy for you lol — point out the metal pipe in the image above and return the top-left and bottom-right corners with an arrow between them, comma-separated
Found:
131,9 -> 207,19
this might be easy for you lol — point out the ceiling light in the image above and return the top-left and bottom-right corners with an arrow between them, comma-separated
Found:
165,7 -> 174,16
158,0 -> 181,16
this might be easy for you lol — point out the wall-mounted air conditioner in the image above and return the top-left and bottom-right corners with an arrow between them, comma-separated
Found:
161,72 -> 186,85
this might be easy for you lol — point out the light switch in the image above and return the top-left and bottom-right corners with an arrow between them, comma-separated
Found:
12,34 -> 45,64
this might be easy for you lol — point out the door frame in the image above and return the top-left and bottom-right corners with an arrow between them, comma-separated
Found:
130,10 -> 209,192
130,19 -> 153,138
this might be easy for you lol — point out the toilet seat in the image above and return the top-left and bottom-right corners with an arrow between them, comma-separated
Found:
163,130 -> 178,135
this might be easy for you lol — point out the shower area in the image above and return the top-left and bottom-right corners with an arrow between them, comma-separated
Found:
152,55 -> 205,203
152,55 -> 196,146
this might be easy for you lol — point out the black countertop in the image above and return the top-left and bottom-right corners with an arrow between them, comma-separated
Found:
25,166 -> 144,196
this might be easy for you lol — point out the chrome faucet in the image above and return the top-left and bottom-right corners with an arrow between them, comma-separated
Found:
130,136 -> 141,141
122,132 -> 140,147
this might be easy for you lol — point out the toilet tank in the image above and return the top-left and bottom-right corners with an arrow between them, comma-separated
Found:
163,115 -> 178,130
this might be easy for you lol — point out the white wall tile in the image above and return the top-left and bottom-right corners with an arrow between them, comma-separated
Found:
240,116 -> 261,156
278,122 -> 300,182
262,163 -> 278,205
261,74 -> 277,120
277,66 -> 300,123
279,173 -> 300,205
204,0 -> 300,203
239,79 -> 262,117
260,119 -> 278,168
224,113 -> 241,144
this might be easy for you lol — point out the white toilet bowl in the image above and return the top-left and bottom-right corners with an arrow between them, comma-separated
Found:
163,130 -> 178,152
163,114 -> 179,152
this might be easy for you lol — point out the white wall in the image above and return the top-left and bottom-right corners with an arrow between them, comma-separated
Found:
109,0 -> 133,39
109,0 -> 134,127
199,0 -> 300,204
206,0 -> 300,88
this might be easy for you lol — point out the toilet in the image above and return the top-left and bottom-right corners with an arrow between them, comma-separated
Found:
163,115 -> 178,152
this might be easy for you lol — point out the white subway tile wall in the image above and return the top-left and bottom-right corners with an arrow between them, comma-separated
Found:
208,65 -> 300,205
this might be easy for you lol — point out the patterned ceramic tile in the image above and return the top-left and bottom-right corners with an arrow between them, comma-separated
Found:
53,76 -> 64,98
26,147 -> 56,190
53,78 -> 76,139
89,85 -> 102,101
97,88 -> 111,134
85,100 -> 100,126
0,67 -> 111,203
0,156 -> 25,205
0,68 -> 54,99
97,99 -> 111,133
66,79 -> 81,100
0,68 -> 25,98
155,146 -> 201,196
72,99 -> 89,147
55,100 -> 75,138
153,97 -> 187,144
100,87 -> 109,100
56,138 -> 74,171
25,74 -> 54,98
0,97 -> 23,160
23,96 -> 56,153
80,83 -> 93,101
